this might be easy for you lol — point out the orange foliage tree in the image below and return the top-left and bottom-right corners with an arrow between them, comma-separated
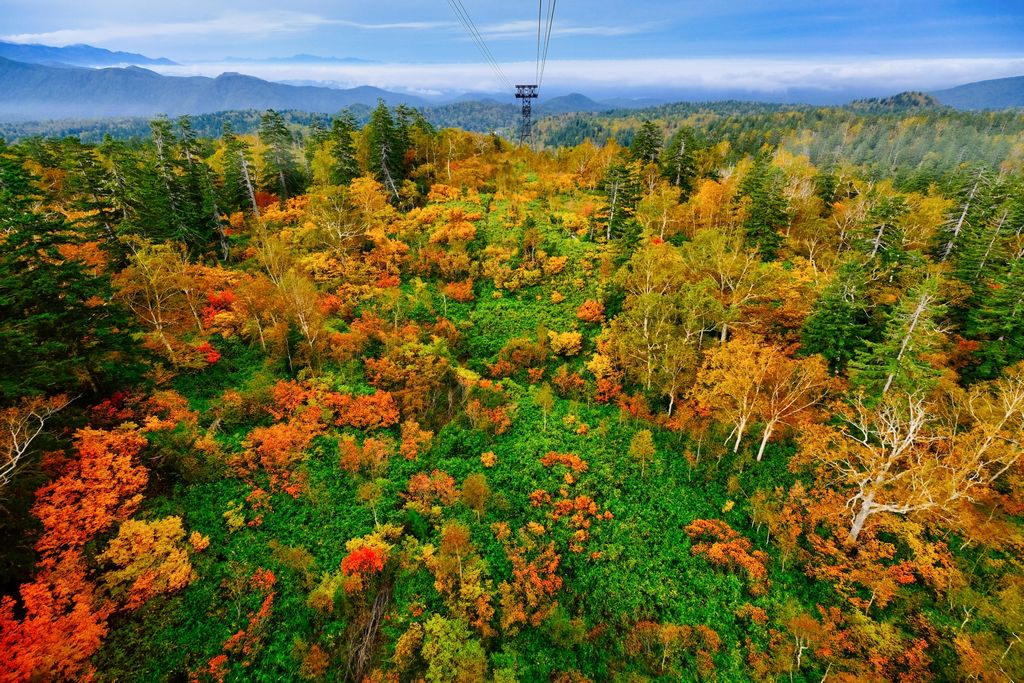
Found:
1,427 -> 149,680
685,519 -> 770,595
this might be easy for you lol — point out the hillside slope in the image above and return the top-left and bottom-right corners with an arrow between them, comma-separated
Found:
931,75 -> 1024,110
0,58 -> 424,120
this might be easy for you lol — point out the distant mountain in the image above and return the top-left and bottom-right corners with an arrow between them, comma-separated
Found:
599,96 -> 669,109
0,40 -> 176,67
848,91 -> 943,111
0,58 -> 426,121
538,93 -> 607,115
931,76 -> 1024,110
226,54 -> 378,64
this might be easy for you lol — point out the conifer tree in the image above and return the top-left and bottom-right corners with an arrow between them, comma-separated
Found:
176,116 -> 225,257
97,135 -> 146,237
850,273 -> 946,397
599,160 -> 642,242
859,191 -> 909,266
951,174 -> 1011,289
148,116 -> 188,242
0,139 -> 139,402
329,111 -> 360,186
258,109 -> 305,202
56,138 -> 127,264
801,260 -> 871,374
966,255 -> 1024,378
939,167 -> 992,263
304,115 -> 330,176
220,123 -> 260,217
661,127 -> 698,196
366,101 -> 407,201
739,151 -> 788,259
630,120 -> 662,165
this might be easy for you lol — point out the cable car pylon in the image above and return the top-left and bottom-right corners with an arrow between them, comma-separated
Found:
515,85 -> 538,145
445,0 -> 555,147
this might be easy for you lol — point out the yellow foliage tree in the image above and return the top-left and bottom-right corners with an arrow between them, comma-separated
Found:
97,516 -> 198,609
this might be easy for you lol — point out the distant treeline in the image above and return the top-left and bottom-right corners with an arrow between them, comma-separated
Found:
4,99 -> 1023,190
538,102 -> 1024,190
0,101 -> 520,144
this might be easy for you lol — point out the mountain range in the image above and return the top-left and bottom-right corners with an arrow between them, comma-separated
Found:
0,40 -> 176,67
0,39 -> 1022,123
0,58 -> 424,121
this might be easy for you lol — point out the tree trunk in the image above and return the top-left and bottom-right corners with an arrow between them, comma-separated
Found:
848,491 -> 875,542
606,182 -> 619,241
869,222 -> 885,258
733,416 -> 748,452
756,420 -> 776,462
240,152 -> 260,218
881,290 -> 932,396
942,179 -> 979,262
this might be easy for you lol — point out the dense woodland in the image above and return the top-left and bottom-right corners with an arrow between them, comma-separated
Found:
1,100 -> 1024,682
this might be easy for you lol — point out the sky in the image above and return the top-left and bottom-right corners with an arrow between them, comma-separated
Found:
2,0 -> 1024,100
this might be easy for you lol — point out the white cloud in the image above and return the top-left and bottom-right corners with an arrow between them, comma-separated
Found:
477,20 -> 657,40
0,12 -> 452,46
151,56 -> 1024,95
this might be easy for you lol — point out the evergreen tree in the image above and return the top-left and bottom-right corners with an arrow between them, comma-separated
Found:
599,160 -> 642,243
801,260 -> 872,374
56,138 -> 127,264
98,135 -> 144,234
850,273 -> 946,398
393,104 -> 419,161
630,120 -> 662,165
304,115 -> 330,176
966,255 -> 1024,378
0,139 -> 140,402
739,151 -> 788,260
661,127 -> 698,196
176,116 -> 225,256
938,167 -> 993,263
329,111 -> 360,186
148,116 -> 188,242
258,109 -> 305,202
366,101 -> 407,201
220,123 -> 259,217
951,174 -> 1011,289
814,168 -> 839,212
859,192 -> 909,265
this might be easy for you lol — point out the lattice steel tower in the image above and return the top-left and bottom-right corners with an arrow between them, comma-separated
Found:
515,84 -> 539,145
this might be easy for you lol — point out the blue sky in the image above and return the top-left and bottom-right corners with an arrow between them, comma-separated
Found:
2,1 -> 1023,98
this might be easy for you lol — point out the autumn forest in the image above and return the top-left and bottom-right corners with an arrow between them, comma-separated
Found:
1,100 -> 1024,682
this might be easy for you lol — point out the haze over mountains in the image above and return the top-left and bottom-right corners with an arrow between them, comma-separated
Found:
0,40 -> 1022,123
0,40 -> 176,67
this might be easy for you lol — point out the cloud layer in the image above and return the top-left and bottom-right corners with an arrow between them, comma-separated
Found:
0,12 -> 453,46
152,56 -> 1024,97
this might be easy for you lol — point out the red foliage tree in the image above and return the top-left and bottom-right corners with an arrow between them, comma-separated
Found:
341,546 -> 387,576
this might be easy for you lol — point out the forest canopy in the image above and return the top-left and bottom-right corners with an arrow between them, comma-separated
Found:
1,99 -> 1023,682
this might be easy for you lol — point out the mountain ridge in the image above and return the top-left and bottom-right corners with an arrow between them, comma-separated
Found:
0,40 -> 176,67
0,57 -> 425,121
930,74 -> 1024,110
